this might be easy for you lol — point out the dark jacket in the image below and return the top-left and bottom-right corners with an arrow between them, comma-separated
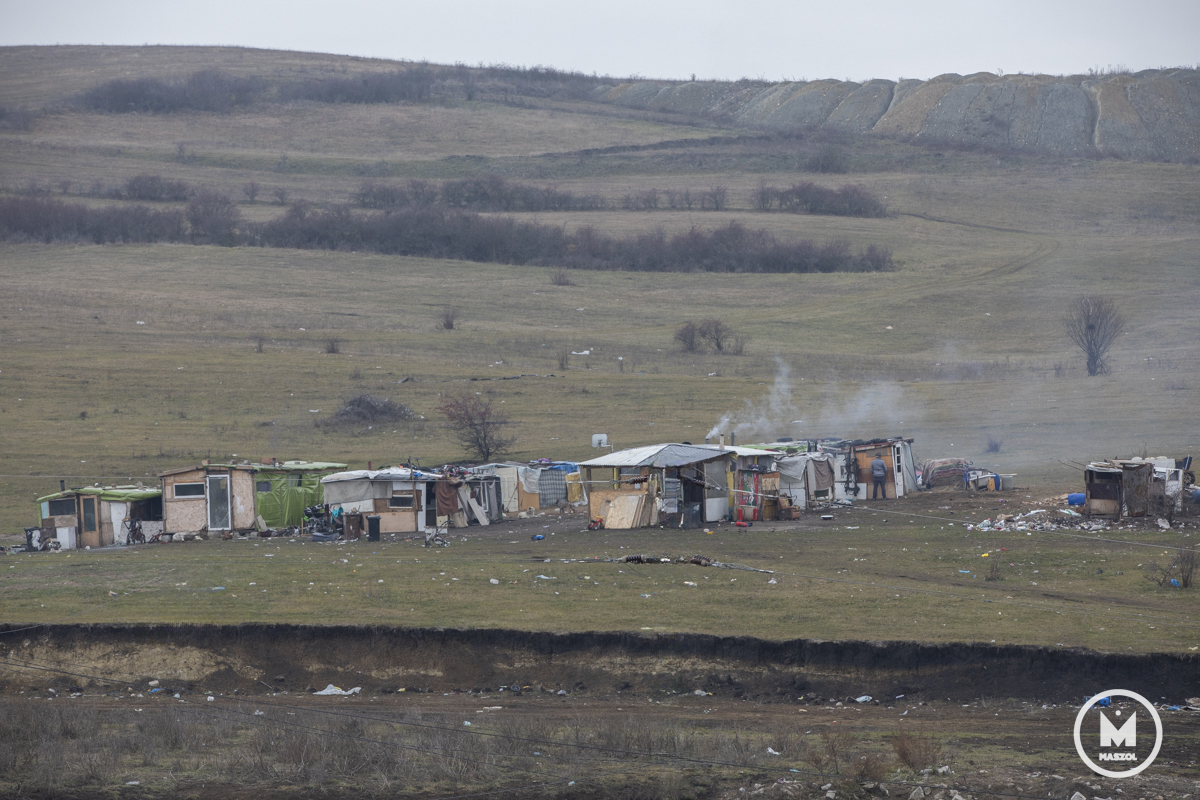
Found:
870,457 -> 887,479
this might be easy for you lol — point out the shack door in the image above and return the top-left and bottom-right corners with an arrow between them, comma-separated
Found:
79,496 -> 100,549
1122,463 -> 1152,518
207,475 -> 231,530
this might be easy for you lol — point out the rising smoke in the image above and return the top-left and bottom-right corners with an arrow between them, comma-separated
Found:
707,357 -> 915,443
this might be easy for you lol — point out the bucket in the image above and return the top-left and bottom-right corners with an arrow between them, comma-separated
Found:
366,515 -> 381,541
1000,474 -> 1014,491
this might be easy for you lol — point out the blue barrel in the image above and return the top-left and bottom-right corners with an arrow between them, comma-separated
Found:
1067,493 -> 1085,506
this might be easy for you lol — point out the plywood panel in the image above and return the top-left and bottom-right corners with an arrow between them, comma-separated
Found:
231,470 -> 257,529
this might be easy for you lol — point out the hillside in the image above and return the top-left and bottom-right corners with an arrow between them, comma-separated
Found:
0,45 -> 1197,533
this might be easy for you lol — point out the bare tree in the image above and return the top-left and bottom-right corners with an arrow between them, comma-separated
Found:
439,306 -> 459,330
242,181 -> 260,204
437,392 -> 517,462
186,190 -> 241,245
673,322 -> 700,352
1065,294 -> 1125,376
697,318 -> 733,352
703,185 -> 728,211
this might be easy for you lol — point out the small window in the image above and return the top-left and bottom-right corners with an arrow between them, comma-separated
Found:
82,497 -> 96,532
287,473 -> 302,488
174,483 -> 205,498
47,498 -> 76,517
389,495 -> 414,509
257,481 -> 272,493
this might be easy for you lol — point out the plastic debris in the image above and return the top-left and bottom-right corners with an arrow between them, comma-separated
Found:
532,534 -> 544,541
314,684 -> 361,696
855,695 -> 872,703
489,578 -> 500,585
767,746 -> 780,755
535,575 -> 556,580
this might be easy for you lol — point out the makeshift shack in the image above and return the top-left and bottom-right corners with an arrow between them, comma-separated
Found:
36,485 -> 163,549
160,464 -> 256,534
251,461 -> 347,527
468,463 -> 522,514
774,452 -> 839,511
321,467 -> 439,534
160,459 -> 346,535
580,444 -> 767,528
1084,457 -> 1186,519
819,438 -> 918,501
435,471 -> 504,528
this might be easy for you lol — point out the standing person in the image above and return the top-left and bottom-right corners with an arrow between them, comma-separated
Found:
870,453 -> 888,500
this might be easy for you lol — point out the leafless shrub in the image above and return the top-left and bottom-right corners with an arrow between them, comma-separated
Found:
252,334 -> 265,353
674,322 -> 700,352
729,334 -> 750,356
437,391 -> 516,461
439,306 -> 458,330
751,182 -> 778,211
890,731 -> 942,771
986,434 -> 1003,453
124,174 -> 192,202
556,350 -> 570,370
550,269 -> 575,286
319,394 -> 415,430
698,318 -> 733,352
324,337 -> 341,354
0,104 -> 38,131
242,181 -> 260,203
272,187 -> 288,205
1053,361 -> 1068,378
186,190 -> 241,245
1065,294 -> 1125,376
985,560 -> 1003,581
702,185 -> 728,211
79,410 -> 88,420
350,366 -> 363,380
809,145 -> 850,173
1145,546 -> 1197,589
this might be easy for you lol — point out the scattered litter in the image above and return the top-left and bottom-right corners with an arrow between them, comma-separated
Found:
254,710 -> 265,716
314,684 -> 361,696
463,720 -> 472,726
535,575 -> 556,580
694,689 -> 708,696
532,534 -> 544,541
489,578 -> 500,585
821,515 -> 834,520
1157,518 -> 1171,529
855,695 -> 872,703
684,581 -> 698,587
767,746 -> 780,755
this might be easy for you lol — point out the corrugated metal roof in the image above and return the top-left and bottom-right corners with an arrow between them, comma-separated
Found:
579,443 -> 762,469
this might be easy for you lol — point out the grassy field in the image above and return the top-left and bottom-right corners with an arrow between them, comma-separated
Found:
1,45 -> 1198,657
4,498 -> 1200,655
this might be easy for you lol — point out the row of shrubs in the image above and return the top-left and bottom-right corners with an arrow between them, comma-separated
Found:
79,70 -> 265,113
0,195 -> 893,273
750,182 -> 888,217
355,176 -> 886,217
354,176 -> 604,212
76,65 -> 613,114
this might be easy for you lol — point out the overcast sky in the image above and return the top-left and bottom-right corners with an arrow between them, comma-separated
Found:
2,0 -> 1196,82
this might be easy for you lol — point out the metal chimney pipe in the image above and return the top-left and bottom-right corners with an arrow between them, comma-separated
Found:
60,480 -> 66,492
718,434 -> 725,450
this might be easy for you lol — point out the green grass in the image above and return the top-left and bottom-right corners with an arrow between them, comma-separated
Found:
1,45 -> 1198,661
3,519 -> 1198,654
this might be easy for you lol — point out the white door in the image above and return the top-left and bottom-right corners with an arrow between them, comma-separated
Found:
207,475 -> 231,530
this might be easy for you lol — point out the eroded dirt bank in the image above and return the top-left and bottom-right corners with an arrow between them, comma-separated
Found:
2,624 -> 1196,703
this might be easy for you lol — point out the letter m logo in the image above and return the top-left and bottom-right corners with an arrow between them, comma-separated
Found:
1100,712 -> 1136,747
